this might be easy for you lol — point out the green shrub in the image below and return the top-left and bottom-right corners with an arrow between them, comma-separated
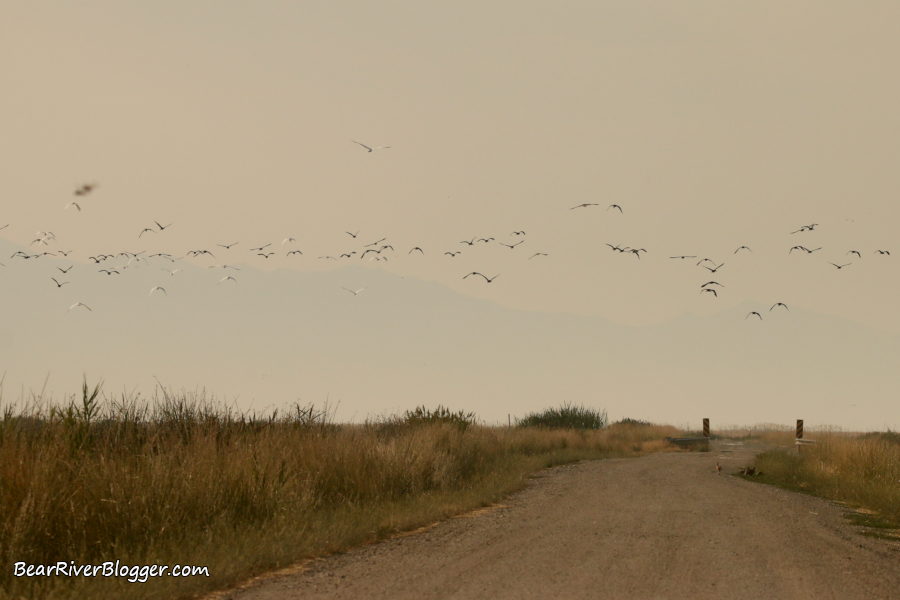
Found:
402,405 -> 478,431
517,403 -> 608,430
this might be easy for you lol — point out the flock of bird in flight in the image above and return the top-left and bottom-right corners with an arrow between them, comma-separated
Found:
1,141 -> 892,319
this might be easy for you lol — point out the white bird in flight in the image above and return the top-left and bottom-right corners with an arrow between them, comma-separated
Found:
342,287 -> 366,295
352,140 -> 390,152
68,302 -> 92,312
218,276 -> 237,284
150,286 -> 167,297
65,202 -> 81,211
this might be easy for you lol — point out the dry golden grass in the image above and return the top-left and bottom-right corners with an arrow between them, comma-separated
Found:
750,430 -> 900,530
0,387 -> 678,600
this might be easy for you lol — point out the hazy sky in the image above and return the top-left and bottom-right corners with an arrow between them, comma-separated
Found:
2,3 -> 898,426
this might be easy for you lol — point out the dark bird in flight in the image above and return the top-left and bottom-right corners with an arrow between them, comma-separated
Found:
829,262 -> 851,269
346,231 -> 359,238
65,202 -> 81,211
58,251 -> 71,257
789,246 -> 809,254
361,248 -> 381,259
155,221 -> 172,230
570,203 -> 599,209
339,252 -> 356,258
343,287 -> 367,295
670,255 -> 697,259
697,258 -> 717,267
379,245 -> 394,251
461,238 -> 476,246
874,250 -> 891,255
700,288 -> 718,297
464,272 -> 499,283
702,263 -> 724,273
511,231 -> 526,236
58,265 -> 73,274
409,247 -> 424,255
74,182 -> 98,196
701,282 -> 723,288
99,269 -> 119,275
188,250 -> 216,258
287,250 -> 303,256
208,264 -> 239,270
499,241 -> 523,249
51,278 -> 68,288
218,276 -> 237,284
607,204 -> 623,213
352,140 -> 390,152
735,246 -> 752,253
364,238 -> 387,247
257,252 -> 275,258
249,244 -> 271,252
529,253 -> 548,259
445,252 -> 461,257
791,223 -> 818,234
477,238 -> 494,243
847,250 -> 861,258
149,286 -> 167,297
217,242 -> 239,249
746,312 -> 762,320
319,256 -> 337,260
139,228 -> 155,237
770,303 -> 789,312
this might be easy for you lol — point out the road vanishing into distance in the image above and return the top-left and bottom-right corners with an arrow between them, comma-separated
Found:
218,442 -> 900,600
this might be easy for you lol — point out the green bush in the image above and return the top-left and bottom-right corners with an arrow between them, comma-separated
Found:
517,403 -> 608,430
402,405 -> 478,431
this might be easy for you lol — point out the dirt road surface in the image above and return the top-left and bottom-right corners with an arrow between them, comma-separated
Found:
222,442 -> 900,600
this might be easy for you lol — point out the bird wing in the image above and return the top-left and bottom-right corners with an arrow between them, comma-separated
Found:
352,140 -> 372,151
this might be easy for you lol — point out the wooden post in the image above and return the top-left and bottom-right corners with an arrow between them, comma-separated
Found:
796,419 -> 803,439
703,418 -> 710,438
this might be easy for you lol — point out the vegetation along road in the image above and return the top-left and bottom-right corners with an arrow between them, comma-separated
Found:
219,441 -> 900,600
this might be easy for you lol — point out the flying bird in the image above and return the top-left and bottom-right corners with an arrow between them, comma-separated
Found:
74,182 -> 98,196
607,204 -> 623,213
58,265 -> 73,274
701,282 -> 723,288
409,247 -> 424,255
282,237 -> 297,245
789,246 -> 809,254
50,278 -> 68,288
139,228 -> 156,237
445,251 -> 461,257
697,258 -> 717,267
461,238 -> 476,246
700,288 -> 717,297
570,203 -> 599,209
288,250 -> 304,256
875,250 -> 891,255
68,302 -> 92,312
249,244 -> 271,252
464,272 -> 499,283
734,246 -> 752,253
670,255 -> 697,259
340,252 -> 356,258
346,230 -> 360,238
155,221 -> 172,230
208,264 -> 239,270
162,269 -> 182,275
257,252 -> 274,258
217,242 -> 239,249
499,241 -> 523,249
65,202 -> 81,211
511,231 -> 526,236
150,286 -> 167,296
477,238 -> 494,243
218,276 -> 237,284
847,250 -> 861,258
342,287 -> 366,295
364,238 -> 387,247
98,269 -> 119,275
829,262 -> 851,269
58,251 -> 71,257
351,140 -> 390,152
702,263 -> 724,273
529,253 -> 548,259
188,250 -> 216,258
746,312 -> 762,320
770,303 -> 789,312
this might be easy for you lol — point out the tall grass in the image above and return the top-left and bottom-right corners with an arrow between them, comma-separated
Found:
517,402 -> 608,429
0,384 -> 678,600
749,431 -> 900,528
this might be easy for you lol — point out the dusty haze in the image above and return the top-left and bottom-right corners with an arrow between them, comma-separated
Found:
1,2 -> 898,429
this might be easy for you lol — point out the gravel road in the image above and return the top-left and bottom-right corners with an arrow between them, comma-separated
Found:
221,441 -> 900,600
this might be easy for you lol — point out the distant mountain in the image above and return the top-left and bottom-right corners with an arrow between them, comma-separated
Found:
1,238 -> 897,430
